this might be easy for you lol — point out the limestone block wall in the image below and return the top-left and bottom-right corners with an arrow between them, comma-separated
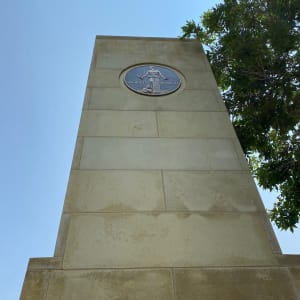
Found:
20,36 -> 300,300
56,36 -> 279,268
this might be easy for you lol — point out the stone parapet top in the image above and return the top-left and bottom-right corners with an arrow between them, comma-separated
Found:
28,257 -> 63,270
95,35 -> 195,42
277,255 -> 300,266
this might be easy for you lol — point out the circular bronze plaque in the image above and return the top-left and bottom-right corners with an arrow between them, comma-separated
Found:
124,64 -> 181,96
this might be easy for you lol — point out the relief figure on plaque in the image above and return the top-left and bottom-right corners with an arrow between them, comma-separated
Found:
138,66 -> 167,93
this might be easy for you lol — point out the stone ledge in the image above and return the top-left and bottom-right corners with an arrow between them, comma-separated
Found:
28,257 -> 63,270
277,255 -> 300,266
21,266 -> 299,300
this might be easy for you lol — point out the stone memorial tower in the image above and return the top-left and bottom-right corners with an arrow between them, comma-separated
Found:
21,36 -> 300,299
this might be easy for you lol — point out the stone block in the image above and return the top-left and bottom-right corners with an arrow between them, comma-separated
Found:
95,37 -> 208,71
71,137 -> 83,170
184,71 -> 218,90
87,87 -> 224,111
79,137 -> 242,170
78,110 -> 157,137
46,269 -> 173,300
163,171 -> 264,212
289,267 -> 300,298
260,214 -> 282,255
64,170 -> 164,212
157,111 -> 236,138
63,213 -> 276,268
87,69 -> 120,88
232,138 -> 249,170
54,213 -> 71,257
20,270 -> 51,300
174,267 -> 298,300
96,51 -> 141,69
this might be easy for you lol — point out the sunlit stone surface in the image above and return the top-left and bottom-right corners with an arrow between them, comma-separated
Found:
21,36 -> 300,300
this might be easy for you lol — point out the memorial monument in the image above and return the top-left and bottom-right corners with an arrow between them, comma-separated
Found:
21,36 -> 300,299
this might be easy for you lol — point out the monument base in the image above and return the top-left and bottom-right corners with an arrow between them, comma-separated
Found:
21,257 -> 300,299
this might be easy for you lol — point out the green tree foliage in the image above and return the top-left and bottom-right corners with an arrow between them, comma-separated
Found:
181,0 -> 300,231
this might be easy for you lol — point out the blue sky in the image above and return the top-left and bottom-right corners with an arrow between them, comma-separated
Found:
1,1 -> 299,299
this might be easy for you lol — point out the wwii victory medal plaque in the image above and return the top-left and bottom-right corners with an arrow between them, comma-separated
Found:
124,64 -> 181,96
